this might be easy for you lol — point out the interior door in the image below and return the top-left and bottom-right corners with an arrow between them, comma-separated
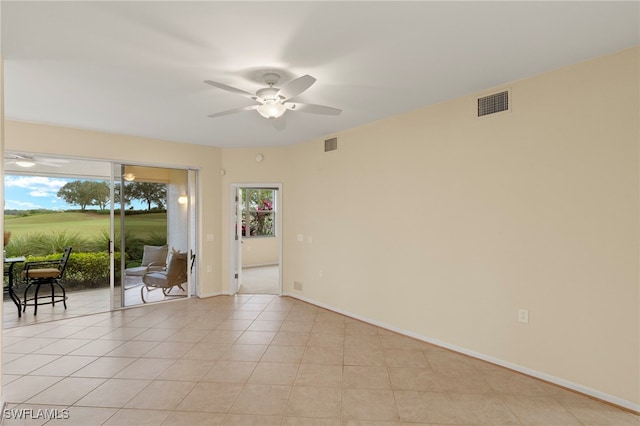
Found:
234,187 -> 243,294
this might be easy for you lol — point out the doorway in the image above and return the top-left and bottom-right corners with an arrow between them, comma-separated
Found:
229,183 -> 282,295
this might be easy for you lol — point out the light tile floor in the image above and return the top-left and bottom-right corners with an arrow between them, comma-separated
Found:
2,295 -> 639,425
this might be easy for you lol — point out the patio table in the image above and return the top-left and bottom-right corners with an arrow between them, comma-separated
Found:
4,256 -> 26,317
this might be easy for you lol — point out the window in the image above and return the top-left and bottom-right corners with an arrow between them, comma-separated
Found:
240,188 -> 276,237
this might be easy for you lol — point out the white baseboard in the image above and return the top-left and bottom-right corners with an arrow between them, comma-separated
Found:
197,291 -> 226,298
284,292 -> 640,414
243,263 -> 279,269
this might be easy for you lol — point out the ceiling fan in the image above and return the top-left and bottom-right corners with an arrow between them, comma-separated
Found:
5,153 -> 69,168
205,73 -> 342,122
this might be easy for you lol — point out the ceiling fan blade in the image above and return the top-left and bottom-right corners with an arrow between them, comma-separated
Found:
285,102 -> 342,116
207,105 -> 258,119
35,157 -> 68,163
204,80 -> 257,100
277,75 -> 316,100
38,162 -> 64,167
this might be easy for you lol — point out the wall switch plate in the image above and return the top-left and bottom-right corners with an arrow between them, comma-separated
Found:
297,234 -> 304,242
518,309 -> 529,324
293,281 -> 303,291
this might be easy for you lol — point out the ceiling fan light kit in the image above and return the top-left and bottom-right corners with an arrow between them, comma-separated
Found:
257,101 -> 286,119
205,72 -> 341,125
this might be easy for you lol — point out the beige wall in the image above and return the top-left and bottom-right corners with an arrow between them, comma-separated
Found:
282,47 -> 639,407
242,237 -> 278,267
3,122 -> 224,295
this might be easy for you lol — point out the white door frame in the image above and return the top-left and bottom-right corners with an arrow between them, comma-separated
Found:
228,183 -> 282,295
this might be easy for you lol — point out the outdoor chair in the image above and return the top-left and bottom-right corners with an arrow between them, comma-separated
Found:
22,246 -> 72,315
141,248 -> 187,303
125,244 -> 168,277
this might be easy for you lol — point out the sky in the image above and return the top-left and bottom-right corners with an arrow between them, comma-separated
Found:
5,175 -> 73,210
4,175 -> 144,211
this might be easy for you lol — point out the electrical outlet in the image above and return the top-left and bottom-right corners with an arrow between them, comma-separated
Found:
518,309 -> 529,324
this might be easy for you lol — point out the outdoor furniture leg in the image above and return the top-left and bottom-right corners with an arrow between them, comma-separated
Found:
8,287 -> 21,317
56,280 -> 67,309
33,284 -> 40,315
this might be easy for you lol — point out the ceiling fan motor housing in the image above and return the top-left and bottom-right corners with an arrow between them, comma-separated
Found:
256,87 -> 282,102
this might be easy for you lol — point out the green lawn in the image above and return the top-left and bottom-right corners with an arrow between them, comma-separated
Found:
5,211 -> 167,239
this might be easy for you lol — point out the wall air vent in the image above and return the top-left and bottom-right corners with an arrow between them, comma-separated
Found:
324,137 -> 338,152
477,90 -> 509,117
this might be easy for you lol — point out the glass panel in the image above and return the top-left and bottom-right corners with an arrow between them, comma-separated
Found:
242,188 -> 276,237
3,155 -> 114,326
118,165 -> 189,306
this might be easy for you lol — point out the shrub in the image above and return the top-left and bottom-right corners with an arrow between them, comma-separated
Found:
5,229 -> 167,290
6,231 -> 92,257
5,229 -> 166,267
14,251 -> 123,290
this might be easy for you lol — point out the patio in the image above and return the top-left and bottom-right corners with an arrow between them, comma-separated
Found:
4,279 -> 187,329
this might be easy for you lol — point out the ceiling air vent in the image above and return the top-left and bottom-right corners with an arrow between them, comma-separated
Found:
324,137 -> 337,152
477,90 -> 509,117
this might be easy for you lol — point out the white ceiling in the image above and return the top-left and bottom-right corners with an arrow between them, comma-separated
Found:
2,1 -> 638,148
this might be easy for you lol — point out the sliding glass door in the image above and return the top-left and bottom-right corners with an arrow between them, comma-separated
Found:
2,152 -> 198,326
113,164 -> 196,308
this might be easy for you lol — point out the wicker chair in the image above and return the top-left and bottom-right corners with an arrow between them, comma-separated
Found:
141,248 -> 187,303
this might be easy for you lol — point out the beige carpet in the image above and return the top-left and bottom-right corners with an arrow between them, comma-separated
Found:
238,265 -> 279,294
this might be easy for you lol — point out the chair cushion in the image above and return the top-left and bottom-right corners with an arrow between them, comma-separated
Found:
24,268 -> 60,279
141,245 -> 168,267
126,264 -> 165,277
125,245 -> 168,276
124,266 -> 147,277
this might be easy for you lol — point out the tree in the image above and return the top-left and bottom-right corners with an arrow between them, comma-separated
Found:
89,181 -> 110,210
114,183 -> 131,209
126,182 -> 167,211
57,180 -> 110,211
